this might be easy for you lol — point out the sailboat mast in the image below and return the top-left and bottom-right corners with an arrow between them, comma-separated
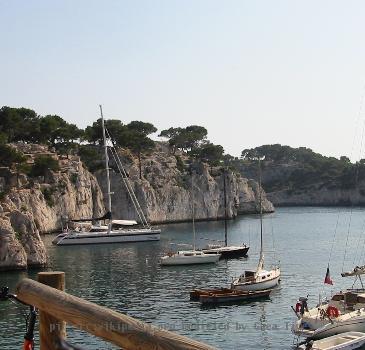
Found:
258,157 -> 264,264
192,171 -> 196,251
223,169 -> 228,247
100,105 -> 112,232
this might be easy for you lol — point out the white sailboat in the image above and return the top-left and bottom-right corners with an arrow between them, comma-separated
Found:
231,159 -> 280,291
292,267 -> 365,340
160,172 -> 220,265
52,105 -> 161,245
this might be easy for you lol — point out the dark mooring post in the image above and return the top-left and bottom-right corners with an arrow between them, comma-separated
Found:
37,271 -> 66,350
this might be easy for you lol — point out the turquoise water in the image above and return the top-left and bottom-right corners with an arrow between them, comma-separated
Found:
2,207 -> 365,349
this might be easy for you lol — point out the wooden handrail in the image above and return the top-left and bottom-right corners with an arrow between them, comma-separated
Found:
16,278 -> 216,350
37,272 -> 66,349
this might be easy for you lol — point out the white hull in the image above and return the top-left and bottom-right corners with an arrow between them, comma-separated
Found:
52,229 -> 161,245
299,332 -> 365,350
160,253 -> 220,266
232,268 -> 281,291
295,315 -> 365,340
232,275 -> 280,291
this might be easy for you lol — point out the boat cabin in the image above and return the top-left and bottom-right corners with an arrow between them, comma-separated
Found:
177,251 -> 203,256
328,291 -> 365,312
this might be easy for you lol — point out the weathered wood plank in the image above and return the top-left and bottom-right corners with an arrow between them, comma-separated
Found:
37,272 -> 67,350
16,278 -> 216,350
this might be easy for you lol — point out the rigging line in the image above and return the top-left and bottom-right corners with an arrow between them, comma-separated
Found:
341,85 -> 365,272
353,217 -> 365,266
360,235 -> 365,266
328,209 -> 341,265
105,128 -> 149,227
342,211 -> 354,273
349,84 -> 365,162
342,150 -> 362,271
109,144 -> 149,227
248,223 -> 251,247
356,218 -> 365,264
269,214 -> 278,263
106,130 -> 150,227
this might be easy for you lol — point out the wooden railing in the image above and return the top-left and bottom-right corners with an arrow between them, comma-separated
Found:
16,272 -> 216,350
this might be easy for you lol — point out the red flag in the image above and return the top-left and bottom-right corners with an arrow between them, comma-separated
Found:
324,266 -> 333,285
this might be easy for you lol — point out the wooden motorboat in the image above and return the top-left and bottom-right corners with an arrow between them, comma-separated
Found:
190,288 -> 233,301
190,288 -> 271,304
298,331 -> 365,350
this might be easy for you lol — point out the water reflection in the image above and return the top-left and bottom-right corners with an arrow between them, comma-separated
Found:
3,207 -> 365,349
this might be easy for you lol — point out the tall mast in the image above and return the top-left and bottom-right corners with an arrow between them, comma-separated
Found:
258,157 -> 264,270
100,105 -> 112,233
192,171 -> 196,251
223,169 -> 228,247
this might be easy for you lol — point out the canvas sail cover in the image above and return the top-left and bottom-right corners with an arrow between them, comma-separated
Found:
112,219 -> 138,226
70,211 -> 112,223
341,265 -> 365,277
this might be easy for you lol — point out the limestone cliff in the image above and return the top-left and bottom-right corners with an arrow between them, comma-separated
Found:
267,184 -> 365,206
95,143 -> 274,223
0,142 -> 274,271
240,160 -> 365,206
0,143 -> 104,270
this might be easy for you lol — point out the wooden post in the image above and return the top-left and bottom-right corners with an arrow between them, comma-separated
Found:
37,271 -> 66,350
16,278 -> 216,350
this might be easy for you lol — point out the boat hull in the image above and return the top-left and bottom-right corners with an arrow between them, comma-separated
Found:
298,331 -> 365,350
191,288 -> 271,305
52,229 -> 161,245
232,269 -> 281,291
160,254 -> 220,266
202,246 -> 249,259
295,314 -> 365,340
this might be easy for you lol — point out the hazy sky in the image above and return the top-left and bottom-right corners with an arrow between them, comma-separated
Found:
2,0 -> 365,159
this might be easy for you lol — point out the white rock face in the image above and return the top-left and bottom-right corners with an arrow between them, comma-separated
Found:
0,148 -> 105,271
0,217 -> 27,270
0,142 -> 274,271
96,145 -> 274,223
9,210 -> 47,266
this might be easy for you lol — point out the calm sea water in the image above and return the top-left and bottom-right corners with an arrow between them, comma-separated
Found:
2,207 -> 365,350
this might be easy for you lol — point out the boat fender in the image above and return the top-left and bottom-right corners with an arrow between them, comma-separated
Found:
295,302 -> 302,313
326,306 -> 339,318
319,309 -> 327,320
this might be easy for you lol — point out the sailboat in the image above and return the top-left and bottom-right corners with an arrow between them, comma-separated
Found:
292,266 -> 365,340
160,172 -> 221,265
52,105 -> 161,245
231,159 -> 280,291
202,169 -> 250,259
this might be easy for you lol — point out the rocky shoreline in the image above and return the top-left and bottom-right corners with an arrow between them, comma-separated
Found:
0,143 -> 273,271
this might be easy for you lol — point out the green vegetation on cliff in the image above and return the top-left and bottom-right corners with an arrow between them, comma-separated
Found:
4,106 -> 361,197
0,106 -> 227,175
240,144 -> 363,192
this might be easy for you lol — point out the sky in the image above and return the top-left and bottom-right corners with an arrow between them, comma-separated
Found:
2,0 -> 365,160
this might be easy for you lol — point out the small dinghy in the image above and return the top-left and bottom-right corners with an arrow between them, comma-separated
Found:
298,332 -> 365,350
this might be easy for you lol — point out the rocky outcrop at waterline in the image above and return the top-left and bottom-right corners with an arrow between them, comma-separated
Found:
95,143 -> 274,223
0,143 -> 104,271
1,142 -> 274,271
